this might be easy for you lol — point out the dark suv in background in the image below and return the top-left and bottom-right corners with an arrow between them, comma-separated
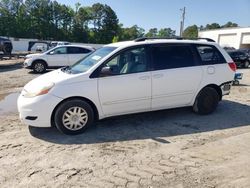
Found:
0,37 -> 13,55
239,48 -> 250,56
227,50 -> 250,68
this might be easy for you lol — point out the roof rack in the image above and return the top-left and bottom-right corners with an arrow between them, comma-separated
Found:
134,37 -> 215,42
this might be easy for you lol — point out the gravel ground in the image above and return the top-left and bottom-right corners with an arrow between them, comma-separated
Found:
0,60 -> 250,188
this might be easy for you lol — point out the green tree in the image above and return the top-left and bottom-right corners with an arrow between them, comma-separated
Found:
205,23 -> 221,30
145,28 -> 158,37
118,25 -> 145,41
90,3 -> 119,43
183,25 -> 198,38
222,21 -> 238,28
158,28 -> 176,37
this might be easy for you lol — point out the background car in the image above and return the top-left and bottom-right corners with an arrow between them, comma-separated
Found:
50,41 -> 70,48
239,48 -> 250,56
223,46 -> 236,51
24,45 -> 95,73
0,36 -> 13,55
227,50 -> 250,68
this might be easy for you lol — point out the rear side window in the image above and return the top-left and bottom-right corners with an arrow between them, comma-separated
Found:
68,47 -> 92,54
151,45 -> 195,70
196,45 -> 226,65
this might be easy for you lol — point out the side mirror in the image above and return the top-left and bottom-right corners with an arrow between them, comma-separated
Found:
49,51 -> 55,55
100,66 -> 112,76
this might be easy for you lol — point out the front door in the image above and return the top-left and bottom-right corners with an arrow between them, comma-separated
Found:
98,46 -> 152,116
47,47 -> 69,67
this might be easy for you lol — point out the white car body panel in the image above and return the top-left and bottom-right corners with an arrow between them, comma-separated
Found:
151,66 -> 203,110
98,72 -> 151,116
47,53 -> 69,67
18,94 -> 62,127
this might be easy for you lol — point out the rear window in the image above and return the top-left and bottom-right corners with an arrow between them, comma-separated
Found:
151,45 -> 195,70
196,45 -> 226,65
68,47 -> 92,54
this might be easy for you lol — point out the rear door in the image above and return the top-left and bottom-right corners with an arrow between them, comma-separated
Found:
67,47 -> 92,65
150,44 -> 203,110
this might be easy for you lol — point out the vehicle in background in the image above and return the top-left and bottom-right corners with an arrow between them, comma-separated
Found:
227,50 -> 250,68
233,72 -> 243,85
24,45 -> 95,73
18,37 -> 236,135
223,47 -> 235,51
239,48 -> 250,56
35,45 -> 45,52
50,41 -> 70,48
0,37 -> 13,55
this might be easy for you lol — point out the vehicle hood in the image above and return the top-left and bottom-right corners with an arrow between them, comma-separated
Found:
25,53 -> 43,59
23,69 -> 86,93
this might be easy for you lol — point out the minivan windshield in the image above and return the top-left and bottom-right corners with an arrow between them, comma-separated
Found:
64,47 -> 117,74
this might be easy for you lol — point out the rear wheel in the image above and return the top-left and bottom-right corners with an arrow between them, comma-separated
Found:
3,45 -> 12,55
33,61 -> 46,73
54,99 -> 94,135
193,87 -> 219,115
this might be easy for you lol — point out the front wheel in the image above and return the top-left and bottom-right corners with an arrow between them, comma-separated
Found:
54,99 -> 94,135
193,87 -> 219,115
33,61 -> 46,73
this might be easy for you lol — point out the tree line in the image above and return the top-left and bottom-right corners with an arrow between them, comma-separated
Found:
183,22 -> 239,38
0,0 -> 239,44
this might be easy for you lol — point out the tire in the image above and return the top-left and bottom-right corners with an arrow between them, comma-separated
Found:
244,61 -> 249,68
54,99 -> 94,135
3,43 -> 12,55
3,46 -> 12,55
193,87 -> 220,115
33,61 -> 46,73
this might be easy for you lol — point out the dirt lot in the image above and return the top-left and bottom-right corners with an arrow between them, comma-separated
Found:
0,60 -> 250,188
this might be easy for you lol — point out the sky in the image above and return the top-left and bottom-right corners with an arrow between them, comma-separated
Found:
57,0 -> 250,34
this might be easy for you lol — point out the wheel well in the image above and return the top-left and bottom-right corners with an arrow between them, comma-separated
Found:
32,59 -> 48,68
51,96 -> 99,127
201,84 -> 222,100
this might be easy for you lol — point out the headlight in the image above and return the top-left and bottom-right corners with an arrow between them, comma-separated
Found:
23,82 -> 55,98
24,56 -> 32,60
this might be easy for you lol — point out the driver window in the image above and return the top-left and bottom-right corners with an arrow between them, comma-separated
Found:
104,47 -> 147,76
49,47 -> 67,55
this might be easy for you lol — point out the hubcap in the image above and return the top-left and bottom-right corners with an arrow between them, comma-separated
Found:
62,107 -> 88,131
34,63 -> 44,72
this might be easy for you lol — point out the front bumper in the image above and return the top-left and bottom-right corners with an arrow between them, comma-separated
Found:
17,93 -> 62,127
23,59 -> 32,68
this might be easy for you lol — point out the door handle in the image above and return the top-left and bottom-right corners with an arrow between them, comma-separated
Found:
139,76 -> 150,80
153,74 -> 163,78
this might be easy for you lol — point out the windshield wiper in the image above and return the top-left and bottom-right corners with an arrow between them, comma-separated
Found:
61,66 -> 72,74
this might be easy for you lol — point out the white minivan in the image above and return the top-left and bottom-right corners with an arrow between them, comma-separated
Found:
24,45 -> 95,73
18,38 -> 236,135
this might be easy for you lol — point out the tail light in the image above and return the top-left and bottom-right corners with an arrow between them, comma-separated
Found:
228,62 -> 236,72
